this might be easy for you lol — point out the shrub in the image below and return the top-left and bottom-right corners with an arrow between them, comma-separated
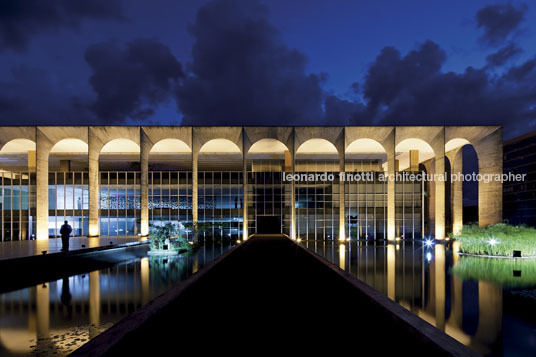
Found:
454,224 -> 536,257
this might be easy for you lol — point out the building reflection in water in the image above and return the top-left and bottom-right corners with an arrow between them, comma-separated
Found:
0,243 -> 234,356
305,240 -> 508,356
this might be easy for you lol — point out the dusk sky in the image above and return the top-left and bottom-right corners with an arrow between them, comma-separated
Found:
1,0 -> 535,139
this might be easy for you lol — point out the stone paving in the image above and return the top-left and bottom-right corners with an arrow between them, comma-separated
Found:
0,237 -> 146,261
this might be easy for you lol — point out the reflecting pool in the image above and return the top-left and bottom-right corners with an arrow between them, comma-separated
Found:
300,240 -> 536,357
0,243 -> 234,356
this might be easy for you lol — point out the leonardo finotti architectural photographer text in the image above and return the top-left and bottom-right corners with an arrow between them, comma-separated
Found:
283,171 -> 526,183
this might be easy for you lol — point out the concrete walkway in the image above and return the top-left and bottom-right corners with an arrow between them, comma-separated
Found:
0,236 -> 145,261
73,234 -> 478,357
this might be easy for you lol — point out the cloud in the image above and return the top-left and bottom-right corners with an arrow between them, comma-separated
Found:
335,40 -> 536,139
0,0 -> 122,52
475,3 -> 527,46
85,38 -> 184,122
362,41 -> 446,118
176,0 -> 325,126
486,43 -> 523,66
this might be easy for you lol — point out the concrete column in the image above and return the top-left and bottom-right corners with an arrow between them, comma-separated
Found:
409,150 -> 419,171
290,129 -> 296,240
387,244 -> 395,299
386,135 -> 395,241
242,130 -> 248,240
448,149 -> 463,236
339,243 -> 346,270
435,154 -> 446,240
423,160 -> 436,237
141,257 -> 150,304
89,271 -> 100,339
339,148 -> 345,241
59,160 -> 70,172
36,284 -> 49,341
192,150 -> 198,242
28,150 -> 36,172
434,244 -> 446,330
36,130 -> 50,240
88,132 -> 100,237
475,129 -> 503,226
140,130 -> 152,236
475,281 -> 502,352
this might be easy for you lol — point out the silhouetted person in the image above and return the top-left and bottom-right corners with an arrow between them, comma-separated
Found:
60,220 -> 72,251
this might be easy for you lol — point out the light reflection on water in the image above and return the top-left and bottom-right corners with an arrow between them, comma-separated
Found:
301,240 -> 536,357
0,243 -> 234,356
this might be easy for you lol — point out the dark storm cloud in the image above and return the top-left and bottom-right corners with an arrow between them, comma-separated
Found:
85,38 -> 184,122
363,41 -> 446,116
475,3 -> 527,46
0,0 -> 122,52
176,0 -> 325,126
486,43 -> 523,66
336,40 -> 536,139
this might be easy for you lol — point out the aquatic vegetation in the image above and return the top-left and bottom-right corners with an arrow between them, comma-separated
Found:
149,222 -> 192,253
452,256 -> 536,288
452,224 -> 536,257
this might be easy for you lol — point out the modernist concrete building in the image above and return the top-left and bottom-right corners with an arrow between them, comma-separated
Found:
0,126 -> 502,242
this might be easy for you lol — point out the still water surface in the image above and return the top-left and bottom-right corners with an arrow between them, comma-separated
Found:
300,240 -> 536,357
0,243 -> 234,356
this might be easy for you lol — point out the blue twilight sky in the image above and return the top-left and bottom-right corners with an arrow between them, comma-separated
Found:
0,0 -> 535,139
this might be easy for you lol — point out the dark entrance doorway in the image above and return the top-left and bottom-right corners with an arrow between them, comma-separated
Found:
257,215 -> 281,234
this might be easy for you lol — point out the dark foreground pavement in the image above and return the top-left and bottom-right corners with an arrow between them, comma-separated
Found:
73,234 -> 479,356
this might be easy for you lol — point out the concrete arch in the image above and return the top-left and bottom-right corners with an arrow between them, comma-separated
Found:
247,138 -> 289,165
396,127 -> 445,240
0,127 -> 36,151
294,127 -> 344,155
346,138 -> 387,154
34,127 -> 90,239
49,138 -> 89,172
396,138 -> 435,171
141,126 -> 192,153
345,127 -> 396,240
346,138 -> 387,172
395,126 -> 443,156
243,127 -> 293,154
296,138 -> 339,155
0,138 -> 36,153
247,138 -> 289,154
86,127 -> 140,238
50,138 -> 88,153
199,138 -> 241,153
149,138 -> 191,153
100,138 -> 140,153
192,127 -> 242,154
445,129 -> 503,231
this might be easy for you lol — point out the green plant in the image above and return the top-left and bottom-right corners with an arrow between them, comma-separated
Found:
149,223 -> 190,251
453,223 -> 536,257
452,256 -> 536,288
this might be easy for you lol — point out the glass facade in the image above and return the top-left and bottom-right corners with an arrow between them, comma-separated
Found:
197,171 -> 243,239
0,172 -> 35,241
295,158 -> 340,240
395,174 -> 423,239
345,172 -> 387,240
148,171 -> 192,238
247,171 -> 291,236
0,167 -> 423,240
49,172 -> 89,237
99,172 -> 140,237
